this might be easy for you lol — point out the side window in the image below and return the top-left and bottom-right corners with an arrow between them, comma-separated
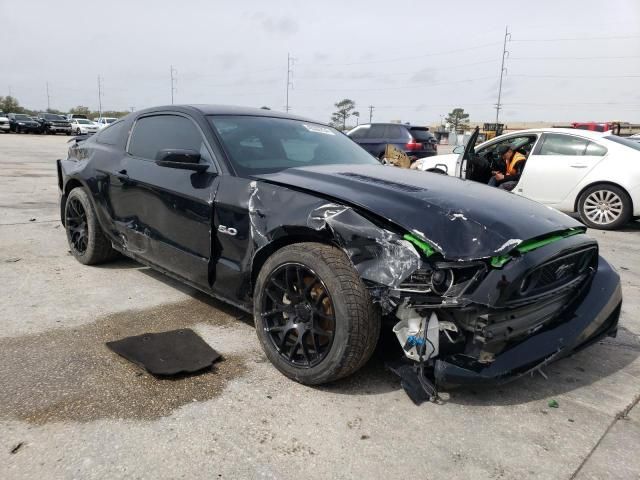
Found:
128,115 -> 210,162
347,126 -> 369,140
538,134 -> 588,156
366,124 -> 386,138
95,121 -> 128,146
384,125 -> 407,139
585,141 -> 607,156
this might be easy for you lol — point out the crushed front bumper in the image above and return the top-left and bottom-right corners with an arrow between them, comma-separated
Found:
434,256 -> 622,387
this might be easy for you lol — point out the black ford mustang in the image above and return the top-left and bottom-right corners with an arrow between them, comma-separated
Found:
57,105 -> 622,388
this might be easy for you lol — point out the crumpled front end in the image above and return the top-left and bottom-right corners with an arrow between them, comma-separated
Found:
244,179 -> 622,390
386,230 -> 621,388
312,211 -> 622,388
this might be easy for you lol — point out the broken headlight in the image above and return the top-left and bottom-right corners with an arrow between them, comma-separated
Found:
396,262 -> 486,300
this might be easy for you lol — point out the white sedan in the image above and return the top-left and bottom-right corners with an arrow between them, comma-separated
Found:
69,118 -> 99,135
416,128 -> 640,230
95,117 -> 118,129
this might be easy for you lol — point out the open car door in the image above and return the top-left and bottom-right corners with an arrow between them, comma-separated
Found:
455,126 -> 480,179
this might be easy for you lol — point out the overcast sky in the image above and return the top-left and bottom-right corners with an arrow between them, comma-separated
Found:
1,0 -> 639,124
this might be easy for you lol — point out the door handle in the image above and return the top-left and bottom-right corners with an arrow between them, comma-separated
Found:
570,164 -> 587,168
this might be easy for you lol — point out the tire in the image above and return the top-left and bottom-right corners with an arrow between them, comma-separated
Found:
64,187 -> 118,265
253,242 -> 380,385
578,184 -> 632,230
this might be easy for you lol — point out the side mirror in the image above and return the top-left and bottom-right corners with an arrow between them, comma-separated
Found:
452,145 -> 465,154
155,149 -> 208,172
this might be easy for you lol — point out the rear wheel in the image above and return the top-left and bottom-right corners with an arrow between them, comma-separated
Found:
254,242 -> 380,385
578,184 -> 632,230
65,187 -> 118,264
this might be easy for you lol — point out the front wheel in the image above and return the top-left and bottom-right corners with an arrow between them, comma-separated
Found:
64,187 -> 118,265
578,184 -> 632,230
254,243 -> 380,385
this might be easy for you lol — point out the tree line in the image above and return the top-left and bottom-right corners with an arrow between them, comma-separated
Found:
0,95 -> 130,119
328,98 -> 470,132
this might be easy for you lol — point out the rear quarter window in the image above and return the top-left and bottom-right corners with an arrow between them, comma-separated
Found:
538,134 -> 588,156
95,121 -> 128,146
409,127 -> 434,142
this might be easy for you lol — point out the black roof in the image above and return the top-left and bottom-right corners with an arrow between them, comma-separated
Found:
132,104 -> 319,124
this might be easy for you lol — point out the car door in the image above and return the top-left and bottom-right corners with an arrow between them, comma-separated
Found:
107,112 -> 219,288
516,133 -> 608,205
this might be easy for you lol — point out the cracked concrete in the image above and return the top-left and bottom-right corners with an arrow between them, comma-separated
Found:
1,134 -> 639,479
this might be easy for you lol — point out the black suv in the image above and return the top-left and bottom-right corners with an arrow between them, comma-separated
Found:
37,113 -> 72,135
347,123 -> 438,159
8,113 -> 41,133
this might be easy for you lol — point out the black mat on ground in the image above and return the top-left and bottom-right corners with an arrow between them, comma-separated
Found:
106,329 -> 221,376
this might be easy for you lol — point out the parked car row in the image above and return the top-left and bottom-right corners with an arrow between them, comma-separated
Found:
0,111 -> 119,135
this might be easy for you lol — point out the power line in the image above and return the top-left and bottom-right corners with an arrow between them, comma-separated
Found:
512,34 -> 640,42
511,55 -> 640,60
295,75 -> 495,93
294,58 -> 499,82
170,65 -> 178,104
300,41 -> 502,68
510,73 -> 640,79
495,25 -> 510,124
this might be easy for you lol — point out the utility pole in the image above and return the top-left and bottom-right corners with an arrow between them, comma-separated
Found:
46,82 -> 50,110
285,53 -> 295,112
170,65 -> 178,104
97,75 -> 103,118
495,26 -> 510,125
368,105 -> 374,123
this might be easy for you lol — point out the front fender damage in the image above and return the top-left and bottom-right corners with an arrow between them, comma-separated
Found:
246,181 -> 622,404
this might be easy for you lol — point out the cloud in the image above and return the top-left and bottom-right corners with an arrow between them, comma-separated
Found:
410,68 -> 437,83
259,15 -> 299,35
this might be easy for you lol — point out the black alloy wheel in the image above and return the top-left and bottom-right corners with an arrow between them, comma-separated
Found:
64,187 -> 118,265
261,263 -> 336,368
65,196 -> 89,255
254,242 -> 381,385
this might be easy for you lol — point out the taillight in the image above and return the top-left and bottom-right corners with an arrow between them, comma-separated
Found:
405,140 -> 423,151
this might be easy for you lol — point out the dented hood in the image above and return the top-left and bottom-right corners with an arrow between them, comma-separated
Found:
254,164 -> 583,260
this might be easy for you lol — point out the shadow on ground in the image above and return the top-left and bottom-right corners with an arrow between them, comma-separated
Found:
77,259 -> 640,406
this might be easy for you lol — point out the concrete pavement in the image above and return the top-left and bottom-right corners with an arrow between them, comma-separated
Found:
1,134 -> 639,479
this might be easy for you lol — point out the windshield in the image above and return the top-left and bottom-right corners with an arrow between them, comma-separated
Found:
105,118 -> 116,124
605,135 -> 640,152
77,119 -> 91,124
43,114 -> 64,120
15,114 -> 30,120
208,116 -> 379,175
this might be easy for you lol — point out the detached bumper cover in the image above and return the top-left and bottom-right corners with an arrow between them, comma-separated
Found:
435,256 -> 622,387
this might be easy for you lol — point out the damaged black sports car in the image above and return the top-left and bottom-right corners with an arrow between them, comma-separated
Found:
57,105 -> 622,390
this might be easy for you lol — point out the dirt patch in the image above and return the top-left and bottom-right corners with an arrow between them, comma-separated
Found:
0,296 -> 252,424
